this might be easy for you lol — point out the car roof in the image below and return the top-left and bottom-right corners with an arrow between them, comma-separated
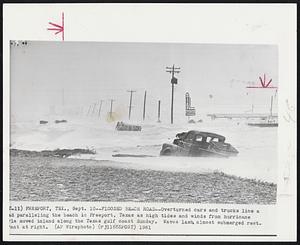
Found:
187,130 -> 226,140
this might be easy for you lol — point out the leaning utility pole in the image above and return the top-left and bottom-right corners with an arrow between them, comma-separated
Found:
127,90 -> 136,120
166,64 -> 180,124
98,100 -> 104,118
86,104 -> 92,116
91,102 -> 97,116
143,90 -> 147,121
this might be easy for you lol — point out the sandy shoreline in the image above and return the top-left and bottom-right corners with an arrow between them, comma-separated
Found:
10,153 -> 277,204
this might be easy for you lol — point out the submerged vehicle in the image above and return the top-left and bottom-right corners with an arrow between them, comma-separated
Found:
39,120 -> 48,124
160,130 -> 239,157
116,121 -> 142,131
247,117 -> 278,127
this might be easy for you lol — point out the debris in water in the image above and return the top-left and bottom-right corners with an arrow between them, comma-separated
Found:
55,119 -> 67,124
112,153 -> 155,158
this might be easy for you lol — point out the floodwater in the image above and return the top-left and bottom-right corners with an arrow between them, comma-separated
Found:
10,117 -> 278,183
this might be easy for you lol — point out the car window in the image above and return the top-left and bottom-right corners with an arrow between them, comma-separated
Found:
207,136 -> 212,142
195,135 -> 203,142
185,132 -> 194,142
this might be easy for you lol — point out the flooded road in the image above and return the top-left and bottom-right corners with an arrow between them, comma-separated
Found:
10,119 -> 278,183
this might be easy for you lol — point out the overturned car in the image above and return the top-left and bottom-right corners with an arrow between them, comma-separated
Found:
160,130 -> 239,157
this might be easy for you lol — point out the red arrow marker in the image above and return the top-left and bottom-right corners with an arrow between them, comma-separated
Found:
47,12 -> 64,41
246,74 -> 277,89
259,74 -> 265,87
265,78 -> 273,88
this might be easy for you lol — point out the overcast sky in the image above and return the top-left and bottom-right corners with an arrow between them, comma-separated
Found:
10,41 -> 278,122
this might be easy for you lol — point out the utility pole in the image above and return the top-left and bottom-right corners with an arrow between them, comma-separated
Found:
91,102 -> 97,116
166,64 -> 180,124
127,90 -> 136,120
143,90 -> 147,121
98,100 -> 104,118
62,89 -> 65,106
270,95 -> 273,117
157,100 -> 161,123
109,99 -> 115,120
86,104 -> 92,116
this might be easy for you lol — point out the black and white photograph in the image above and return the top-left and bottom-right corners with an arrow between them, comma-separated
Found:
10,41 -> 278,204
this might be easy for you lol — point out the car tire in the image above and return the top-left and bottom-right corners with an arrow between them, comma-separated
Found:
161,149 -> 172,156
